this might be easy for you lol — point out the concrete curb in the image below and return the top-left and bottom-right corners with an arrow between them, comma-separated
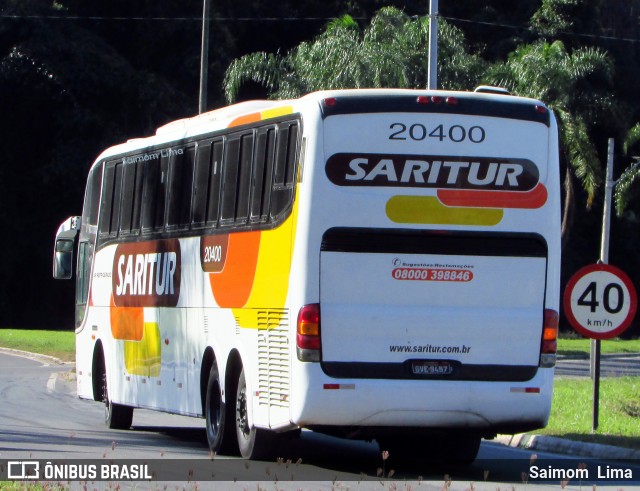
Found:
0,346 -> 71,366
496,433 -> 640,460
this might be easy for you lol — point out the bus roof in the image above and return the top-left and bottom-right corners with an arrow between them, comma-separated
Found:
94,88 -> 550,164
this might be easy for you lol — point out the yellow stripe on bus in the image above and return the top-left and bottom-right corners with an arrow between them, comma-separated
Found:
386,195 -> 503,226
232,198 -> 299,328
261,105 -> 294,120
124,322 -> 161,377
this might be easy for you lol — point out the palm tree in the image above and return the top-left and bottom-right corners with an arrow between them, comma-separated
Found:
223,7 -> 486,104
224,9 -> 616,248
483,40 -> 615,243
614,123 -> 640,216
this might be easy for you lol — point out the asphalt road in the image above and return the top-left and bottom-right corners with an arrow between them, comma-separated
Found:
1,350 -> 639,489
555,353 -> 640,377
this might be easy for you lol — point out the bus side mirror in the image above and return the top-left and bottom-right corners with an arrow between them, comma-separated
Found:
54,238 -> 75,280
53,216 -> 80,280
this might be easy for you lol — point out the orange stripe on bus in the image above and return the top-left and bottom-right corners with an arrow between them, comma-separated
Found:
437,183 -> 548,209
209,231 -> 261,307
109,294 -> 144,341
228,112 -> 261,128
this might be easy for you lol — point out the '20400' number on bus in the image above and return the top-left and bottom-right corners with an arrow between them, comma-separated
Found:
392,268 -> 473,282
389,123 -> 486,143
203,245 -> 223,264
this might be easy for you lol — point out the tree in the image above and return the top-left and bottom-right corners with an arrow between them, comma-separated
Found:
223,7 -> 486,103
0,0 -> 192,328
614,123 -> 640,216
483,40 -> 615,243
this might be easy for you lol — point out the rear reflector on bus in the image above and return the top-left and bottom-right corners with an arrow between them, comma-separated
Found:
540,309 -> 558,368
297,303 -> 321,362
323,383 -> 355,390
510,387 -> 541,394
416,95 -> 459,105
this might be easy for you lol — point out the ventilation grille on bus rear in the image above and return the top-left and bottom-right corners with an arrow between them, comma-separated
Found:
257,310 -> 290,408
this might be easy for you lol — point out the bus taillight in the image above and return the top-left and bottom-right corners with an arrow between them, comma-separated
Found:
540,309 -> 558,367
535,105 -> 548,114
297,303 -> 321,362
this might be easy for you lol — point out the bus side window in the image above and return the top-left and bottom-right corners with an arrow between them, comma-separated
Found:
220,136 -> 241,226
141,156 -> 168,233
155,155 -> 169,231
284,123 -> 299,185
166,146 -> 195,230
120,160 -> 143,236
192,141 -> 212,229
271,122 -> 299,219
75,241 -> 91,327
192,139 -> 223,229
99,161 -> 123,237
207,140 -> 223,227
83,163 -> 103,229
141,158 -> 159,233
235,133 -> 254,225
181,147 -> 196,228
250,127 -> 275,224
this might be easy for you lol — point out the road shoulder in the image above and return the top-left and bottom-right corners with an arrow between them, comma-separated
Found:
496,433 -> 640,460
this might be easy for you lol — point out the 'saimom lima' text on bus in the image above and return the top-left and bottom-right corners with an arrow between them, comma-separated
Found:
53,88 -> 560,463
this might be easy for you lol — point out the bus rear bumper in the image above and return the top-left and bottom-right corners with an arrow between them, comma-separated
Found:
290,366 -> 553,437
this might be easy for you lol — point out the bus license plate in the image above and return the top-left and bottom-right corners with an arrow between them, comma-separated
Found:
411,360 -> 454,376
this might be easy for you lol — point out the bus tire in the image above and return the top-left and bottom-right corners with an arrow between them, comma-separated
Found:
235,368 -> 277,460
205,363 -> 235,454
102,373 -> 133,430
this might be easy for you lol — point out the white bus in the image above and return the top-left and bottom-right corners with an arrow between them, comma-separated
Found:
54,88 -> 560,464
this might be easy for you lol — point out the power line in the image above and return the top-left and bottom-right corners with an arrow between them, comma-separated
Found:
441,15 -> 640,44
0,14 -> 367,22
1,12 -> 639,44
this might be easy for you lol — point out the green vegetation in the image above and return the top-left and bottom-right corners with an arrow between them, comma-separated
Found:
3,0 -> 640,339
539,377 -> 640,449
0,329 -> 74,362
0,484 -> 66,491
557,336 -> 640,358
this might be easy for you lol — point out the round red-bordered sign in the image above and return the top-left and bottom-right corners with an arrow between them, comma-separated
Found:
563,263 -> 637,339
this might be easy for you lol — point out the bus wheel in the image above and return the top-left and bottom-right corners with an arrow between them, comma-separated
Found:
235,368 -> 277,460
205,363 -> 235,454
102,373 -> 133,430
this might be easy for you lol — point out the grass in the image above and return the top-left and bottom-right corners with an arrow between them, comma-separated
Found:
539,376 -> 640,449
0,485 -> 66,491
0,328 -> 75,362
557,336 -> 640,358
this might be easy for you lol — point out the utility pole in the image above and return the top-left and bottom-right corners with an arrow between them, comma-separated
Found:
198,0 -> 211,114
427,0 -> 438,90
591,137 -> 615,432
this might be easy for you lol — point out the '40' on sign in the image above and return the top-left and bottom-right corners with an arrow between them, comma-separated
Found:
563,263 -> 638,339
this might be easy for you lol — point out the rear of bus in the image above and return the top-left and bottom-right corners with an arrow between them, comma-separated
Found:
290,89 -> 560,457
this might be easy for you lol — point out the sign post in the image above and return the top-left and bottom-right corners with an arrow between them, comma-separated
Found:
563,262 -> 637,431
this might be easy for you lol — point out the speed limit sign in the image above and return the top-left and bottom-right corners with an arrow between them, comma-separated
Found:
564,263 -> 637,339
